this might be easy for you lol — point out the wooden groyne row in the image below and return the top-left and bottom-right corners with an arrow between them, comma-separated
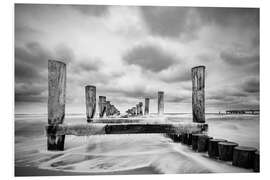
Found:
125,92 -> 163,117
46,60 -> 206,150
85,85 -> 120,122
166,133 -> 260,172
45,59 -> 259,172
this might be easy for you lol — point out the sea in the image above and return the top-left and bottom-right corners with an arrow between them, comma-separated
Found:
15,113 -> 259,175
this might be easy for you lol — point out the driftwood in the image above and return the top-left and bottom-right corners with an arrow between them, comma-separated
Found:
218,141 -> 238,161
208,139 -> 227,158
192,66 -> 205,123
232,146 -> 257,169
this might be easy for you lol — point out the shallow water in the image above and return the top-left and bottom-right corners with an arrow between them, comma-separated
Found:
15,113 -> 259,175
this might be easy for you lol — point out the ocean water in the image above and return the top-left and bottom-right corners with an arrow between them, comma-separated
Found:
15,113 -> 259,175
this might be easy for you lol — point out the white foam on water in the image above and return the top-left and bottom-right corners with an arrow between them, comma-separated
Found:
15,114 -> 259,174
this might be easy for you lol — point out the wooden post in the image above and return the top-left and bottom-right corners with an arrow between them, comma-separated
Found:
191,134 -> 203,151
111,105 -> 116,116
232,146 -> 257,169
105,101 -> 111,117
139,102 -> 143,115
192,66 -> 205,123
171,134 -> 181,143
47,60 -> 66,151
131,107 -> 136,116
136,104 -> 139,116
158,91 -> 164,115
208,139 -> 227,158
254,151 -> 260,172
182,133 -> 192,145
197,135 -> 212,152
218,141 -> 238,161
145,98 -> 150,115
85,85 -> 96,122
98,96 -> 106,118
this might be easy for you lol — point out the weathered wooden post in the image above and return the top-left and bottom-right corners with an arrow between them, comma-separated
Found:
132,107 -> 136,116
191,134 -> 203,151
106,101 -> 111,117
254,151 -> 260,172
85,85 -> 96,122
182,133 -> 192,145
136,104 -> 139,116
47,60 -> 66,151
139,102 -> 143,115
192,66 -> 205,123
197,135 -> 212,152
232,146 -> 257,169
218,141 -> 238,161
158,91 -> 164,115
208,139 -> 227,158
145,98 -> 150,115
98,96 -> 106,118
111,105 -> 116,116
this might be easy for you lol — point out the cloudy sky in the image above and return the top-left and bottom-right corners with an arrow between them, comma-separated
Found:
15,4 -> 259,114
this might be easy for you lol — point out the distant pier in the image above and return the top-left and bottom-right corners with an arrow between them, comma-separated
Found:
225,110 -> 259,115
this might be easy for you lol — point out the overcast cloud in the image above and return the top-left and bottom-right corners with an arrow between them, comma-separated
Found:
14,4 -> 259,114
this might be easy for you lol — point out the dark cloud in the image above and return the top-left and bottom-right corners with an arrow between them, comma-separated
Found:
158,66 -> 191,83
123,45 -> 178,72
208,91 -> 248,101
71,5 -> 109,16
120,89 -> 156,99
15,42 -> 75,102
140,6 -> 199,39
196,7 -> 259,28
140,6 -> 259,40
15,42 -> 73,81
15,83 -> 46,102
242,77 -> 259,93
71,58 -> 103,74
15,60 -> 44,82
220,50 -> 259,66
101,85 -> 156,100
166,96 -> 190,103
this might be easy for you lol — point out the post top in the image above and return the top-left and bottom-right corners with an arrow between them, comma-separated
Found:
99,96 -> 106,98
158,91 -> 164,94
85,85 -> 96,89
234,146 -> 257,151
48,59 -> 66,66
192,65 -> 205,70
218,141 -> 238,146
210,139 -> 227,142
